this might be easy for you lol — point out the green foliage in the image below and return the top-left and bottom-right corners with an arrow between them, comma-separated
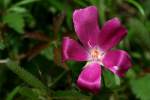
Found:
126,0 -> 145,17
126,69 -> 136,79
3,12 -> 25,33
18,87 -> 39,100
3,0 -> 11,8
6,86 -> 21,100
103,69 -> 121,88
52,90 -> 91,100
8,6 -> 27,13
0,0 -> 150,99
6,86 -> 40,100
103,69 -> 116,88
12,0 -> 38,6
130,74 -> 150,100
41,44 -> 54,61
128,18 -> 150,50
6,60 -> 47,93
0,41 -> 5,50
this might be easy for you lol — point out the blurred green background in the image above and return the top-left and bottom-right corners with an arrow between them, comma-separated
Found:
0,0 -> 150,100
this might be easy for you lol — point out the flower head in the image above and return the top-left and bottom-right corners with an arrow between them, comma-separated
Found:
61,6 -> 132,93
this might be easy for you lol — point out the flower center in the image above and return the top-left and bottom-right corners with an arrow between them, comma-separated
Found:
89,47 -> 105,62
91,49 -> 100,59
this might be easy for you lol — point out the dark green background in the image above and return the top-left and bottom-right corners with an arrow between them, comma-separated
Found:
0,0 -> 150,100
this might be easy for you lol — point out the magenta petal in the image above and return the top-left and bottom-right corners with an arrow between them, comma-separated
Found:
77,62 -> 101,93
73,6 -> 101,48
61,37 -> 88,62
98,18 -> 127,51
102,50 -> 132,77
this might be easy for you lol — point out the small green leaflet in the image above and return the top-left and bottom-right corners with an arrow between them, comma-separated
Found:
130,74 -> 150,100
3,12 -> 25,33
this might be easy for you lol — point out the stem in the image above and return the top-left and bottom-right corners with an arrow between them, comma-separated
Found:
0,59 -> 9,63
6,86 -> 21,100
53,11 -> 65,65
99,0 -> 106,24
49,70 -> 67,87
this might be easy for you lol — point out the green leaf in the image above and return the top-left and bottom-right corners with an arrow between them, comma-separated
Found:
130,74 -> 150,100
143,0 -> 150,16
6,86 -> 21,100
6,60 -> 47,93
3,0 -> 11,8
52,90 -> 91,100
14,0 -> 38,6
73,0 -> 87,6
49,70 -> 66,87
126,0 -> 145,17
8,6 -> 27,13
126,69 -> 136,79
88,0 -> 99,5
0,41 -> 5,50
6,0 -> 38,13
131,52 -> 142,59
99,0 -> 106,24
6,86 -> 39,100
128,18 -> 150,50
88,0 -> 106,24
0,67 -> 7,88
48,0 -> 64,11
18,87 -> 39,100
66,6 -> 73,29
3,12 -> 25,33
114,74 -> 120,86
145,21 -> 150,32
103,69 -> 116,88
41,45 -> 53,61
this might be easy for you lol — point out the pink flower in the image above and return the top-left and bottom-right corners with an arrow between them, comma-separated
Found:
61,6 -> 132,93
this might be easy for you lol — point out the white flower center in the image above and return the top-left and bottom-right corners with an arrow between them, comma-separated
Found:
89,47 -> 105,64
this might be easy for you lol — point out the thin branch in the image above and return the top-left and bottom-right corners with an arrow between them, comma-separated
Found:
0,59 -> 9,63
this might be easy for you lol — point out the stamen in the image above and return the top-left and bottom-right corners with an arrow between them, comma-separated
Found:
89,47 -> 105,62
91,49 -> 100,59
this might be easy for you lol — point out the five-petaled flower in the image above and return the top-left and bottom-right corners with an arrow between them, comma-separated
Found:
61,6 -> 132,93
